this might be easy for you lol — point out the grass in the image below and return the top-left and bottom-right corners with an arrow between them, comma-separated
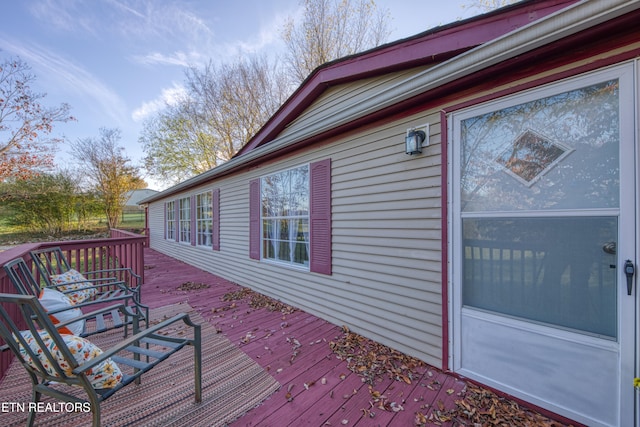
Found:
0,213 -> 145,246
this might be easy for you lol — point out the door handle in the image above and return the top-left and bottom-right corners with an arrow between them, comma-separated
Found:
624,260 -> 635,296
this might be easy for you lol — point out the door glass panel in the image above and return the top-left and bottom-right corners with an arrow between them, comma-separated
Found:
463,217 -> 617,338
459,78 -> 622,339
461,80 -> 620,212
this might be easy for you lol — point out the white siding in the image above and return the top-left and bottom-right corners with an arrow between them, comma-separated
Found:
148,104 -> 445,366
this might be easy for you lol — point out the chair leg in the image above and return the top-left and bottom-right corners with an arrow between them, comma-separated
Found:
26,388 -> 41,427
88,393 -> 101,427
194,324 -> 202,403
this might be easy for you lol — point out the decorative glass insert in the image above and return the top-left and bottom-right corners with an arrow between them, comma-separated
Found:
460,79 -> 620,212
496,129 -> 571,186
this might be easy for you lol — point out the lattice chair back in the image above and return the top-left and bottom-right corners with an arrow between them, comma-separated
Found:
29,246 -> 75,287
3,257 -> 41,298
29,247 -> 143,304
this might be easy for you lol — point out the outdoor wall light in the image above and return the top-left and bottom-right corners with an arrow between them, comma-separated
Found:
405,125 -> 429,155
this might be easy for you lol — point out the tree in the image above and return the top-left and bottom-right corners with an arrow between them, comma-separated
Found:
140,100 -> 219,184
141,55 -> 289,185
0,170 -> 101,235
280,0 -> 391,84
72,128 -> 146,229
0,57 -> 74,180
141,0 -> 390,184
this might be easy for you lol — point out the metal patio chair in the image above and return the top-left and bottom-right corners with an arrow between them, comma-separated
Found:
4,257 -> 149,337
0,293 -> 202,427
29,246 -> 143,305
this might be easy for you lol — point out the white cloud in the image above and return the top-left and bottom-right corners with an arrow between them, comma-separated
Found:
28,0 -> 98,35
0,37 -> 127,125
132,50 -> 204,68
132,82 -> 186,122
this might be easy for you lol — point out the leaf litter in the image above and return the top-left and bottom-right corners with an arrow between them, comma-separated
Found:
423,384 -> 572,427
218,291 -> 569,426
222,287 -> 298,314
329,325 -> 425,385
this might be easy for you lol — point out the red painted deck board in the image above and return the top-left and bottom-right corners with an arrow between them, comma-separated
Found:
141,248 -> 571,427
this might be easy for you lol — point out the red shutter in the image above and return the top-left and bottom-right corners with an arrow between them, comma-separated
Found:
249,179 -> 261,260
212,188 -> 220,251
310,159 -> 332,275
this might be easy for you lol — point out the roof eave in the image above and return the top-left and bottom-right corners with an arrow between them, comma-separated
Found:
140,0 -> 636,205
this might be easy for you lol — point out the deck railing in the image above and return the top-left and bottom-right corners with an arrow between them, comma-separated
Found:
0,230 -> 146,379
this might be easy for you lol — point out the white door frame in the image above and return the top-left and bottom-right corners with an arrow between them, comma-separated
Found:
447,62 -> 637,427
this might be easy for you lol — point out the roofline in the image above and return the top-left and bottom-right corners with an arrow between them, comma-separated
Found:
235,0 -> 577,157
140,0 -> 638,205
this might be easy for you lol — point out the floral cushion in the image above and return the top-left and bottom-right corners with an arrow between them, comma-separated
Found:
49,269 -> 98,304
38,288 -> 85,336
18,330 -> 123,389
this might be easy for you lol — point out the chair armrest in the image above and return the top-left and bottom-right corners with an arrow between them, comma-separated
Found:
46,280 -> 137,296
73,313 -> 199,374
45,293 -> 135,316
54,304 -> 135,330
82,268 -> 142,286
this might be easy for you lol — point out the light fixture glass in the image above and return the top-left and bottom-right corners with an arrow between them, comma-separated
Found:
405,129 -> 426,155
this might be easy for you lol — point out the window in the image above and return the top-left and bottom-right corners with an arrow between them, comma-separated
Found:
196,191 -> 213,247
261,165 -> 310,267
178,197 -> 191,243
166,201 -> 175,240
250,159 -> 331,274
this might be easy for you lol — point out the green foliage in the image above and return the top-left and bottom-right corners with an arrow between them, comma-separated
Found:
71,128 -> 146,230
0,172 -> 103,235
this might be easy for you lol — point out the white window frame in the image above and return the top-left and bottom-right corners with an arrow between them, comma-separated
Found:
260,164 -> 310,269
196,191 -> 213,247
166,201 -> 176,241
178,197 -> 191,244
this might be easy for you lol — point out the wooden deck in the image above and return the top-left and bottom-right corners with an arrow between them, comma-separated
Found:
141,248 -> 572,427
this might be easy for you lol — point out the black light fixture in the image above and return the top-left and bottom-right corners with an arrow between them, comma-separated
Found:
405,129 -> 426,155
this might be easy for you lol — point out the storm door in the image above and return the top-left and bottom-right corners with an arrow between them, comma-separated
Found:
449,63 -> 636,427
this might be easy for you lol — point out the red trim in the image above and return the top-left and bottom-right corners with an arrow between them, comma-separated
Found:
440,111 -> 449,372
236,0 -> 577,157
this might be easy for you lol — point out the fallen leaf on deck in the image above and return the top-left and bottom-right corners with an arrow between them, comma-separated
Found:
440,384 -> 566,427
329,327 -> 425,385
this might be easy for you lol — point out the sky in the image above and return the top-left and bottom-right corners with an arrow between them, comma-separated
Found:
0,0 -> 479,190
